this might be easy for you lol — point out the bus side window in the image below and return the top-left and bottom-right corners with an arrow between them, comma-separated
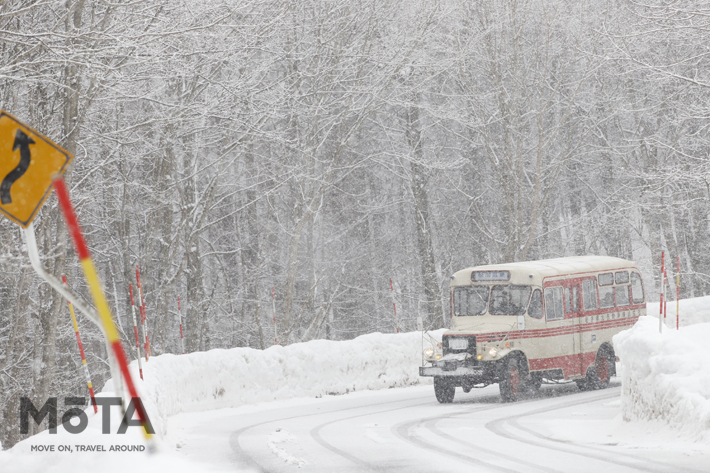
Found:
617,284 -> 631,306
528,289 -> 542,319
631,272 -> 645,303
572,286 -> 578,312
583,278 -> 598,311
564,287 -> 571,313
599,286 -> 615,309
545,287 -> 563,320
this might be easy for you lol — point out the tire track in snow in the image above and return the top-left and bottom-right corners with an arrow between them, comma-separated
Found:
484,386 -> 707,473
392,392 -> 571,473
228,393 -> 431,472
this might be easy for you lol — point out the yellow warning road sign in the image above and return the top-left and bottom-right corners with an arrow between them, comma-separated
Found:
0,111 -> 73,228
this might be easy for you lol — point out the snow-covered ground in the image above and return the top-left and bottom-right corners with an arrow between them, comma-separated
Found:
3,297 -> 710,472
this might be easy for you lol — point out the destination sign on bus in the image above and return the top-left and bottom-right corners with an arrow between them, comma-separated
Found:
471,270 -> 510,282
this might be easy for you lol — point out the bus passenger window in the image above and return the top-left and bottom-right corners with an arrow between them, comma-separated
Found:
631,272 -> 645,303
617,285 -> 630,306
572,286 -> 578,311
564,287 -> 571,313
598,273 -> 613,286
544,287 -> 563,320
599,286 -> 615,309
528,289 -> 542,319
583,279 -> 598,311
615,271 -> 629,284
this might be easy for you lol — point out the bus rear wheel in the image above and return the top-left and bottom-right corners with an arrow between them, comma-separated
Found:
434,377 -> 455,403
581,347 -> 614,390
591,348 -> 614,389
499,357 -> 523,402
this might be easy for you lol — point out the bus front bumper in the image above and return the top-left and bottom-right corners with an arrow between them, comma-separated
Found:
419,365 -> 484,377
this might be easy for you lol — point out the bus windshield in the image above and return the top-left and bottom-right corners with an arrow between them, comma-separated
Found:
489,285 -> 532,315
453,286 -> 489,316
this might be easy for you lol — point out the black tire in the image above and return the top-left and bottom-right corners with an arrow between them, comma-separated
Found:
591,347 -> 614,389
575,378 -> 591,391
527,373 -> 542,393
499,357 -> 523,402
581,346 -> 614,390
434,377 -> 455,403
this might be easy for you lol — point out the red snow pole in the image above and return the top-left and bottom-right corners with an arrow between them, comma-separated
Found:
272,286 -> 278,345
53,177 -> 153,445
129,284 -> 144,379
659,251 -> 665,333
663,268 -> 668,320
178,296 -> 185,354
675,256 -> 680,330
62,275 -> 98,413
390,278 -> 399,333
135,265 -> 151,360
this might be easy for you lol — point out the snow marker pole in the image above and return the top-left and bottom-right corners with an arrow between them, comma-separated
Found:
272,286 -> 278,345
136,265 -> 150,360
675,256 -> 680,330
178,296 -> 185,354
390,278 -> 399,333
129,284 -> 144,379
62,275 -> 98,414
53,177 -> 154,446
663,268 -> 668,320
659,251 -> 664,333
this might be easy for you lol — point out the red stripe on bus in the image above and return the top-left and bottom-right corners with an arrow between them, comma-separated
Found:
528,351 -> 598,377
448,316 -> 640,342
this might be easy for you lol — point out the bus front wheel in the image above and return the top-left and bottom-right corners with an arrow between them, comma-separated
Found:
499,357 -> 523,402
434,377 -> 455,403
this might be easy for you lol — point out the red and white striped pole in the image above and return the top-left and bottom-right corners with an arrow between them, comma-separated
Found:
129,284 -> 144,379
659,251 -> 665,333
178,296 -> 185,354
675,256 -> 680,330
390,278 -> 399,333
272,286 -> 278,345
664,268 -> 668,321
62,275 -> 98,413
53,177 -> 154,445
136,265 -> 151,360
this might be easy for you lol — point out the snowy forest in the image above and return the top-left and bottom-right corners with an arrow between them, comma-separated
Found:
1,0 -> 709,448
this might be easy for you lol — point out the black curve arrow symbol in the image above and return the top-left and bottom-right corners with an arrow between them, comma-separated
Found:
1,129 -> 35,205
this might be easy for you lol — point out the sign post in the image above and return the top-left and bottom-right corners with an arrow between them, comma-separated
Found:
0,112 -> 154,450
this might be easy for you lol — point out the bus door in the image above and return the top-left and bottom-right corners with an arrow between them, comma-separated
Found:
543,282 -> 576,378
564,279 -> 584,377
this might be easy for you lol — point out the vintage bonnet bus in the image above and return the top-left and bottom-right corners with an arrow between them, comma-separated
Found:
420,256 -> 646,402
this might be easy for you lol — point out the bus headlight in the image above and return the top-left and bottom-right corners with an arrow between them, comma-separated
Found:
424,348 -> 434,358
488,347 -> 498,358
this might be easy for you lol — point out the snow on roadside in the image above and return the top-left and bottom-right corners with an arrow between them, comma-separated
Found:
2,330 -> 442,472
613,315 -> 710,439
131,329 -> 443,436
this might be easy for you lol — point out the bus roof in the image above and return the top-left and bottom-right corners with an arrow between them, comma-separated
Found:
451,255 -> 639,287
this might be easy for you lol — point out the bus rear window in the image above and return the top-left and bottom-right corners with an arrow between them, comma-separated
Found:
490,285 -> 532,315
631,272 -> 645,303
453,286 -> 489,316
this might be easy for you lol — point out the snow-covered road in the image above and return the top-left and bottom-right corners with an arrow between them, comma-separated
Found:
165,380 -> 710,473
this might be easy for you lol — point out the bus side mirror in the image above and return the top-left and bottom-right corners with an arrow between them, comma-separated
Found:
517,315 -> 525,331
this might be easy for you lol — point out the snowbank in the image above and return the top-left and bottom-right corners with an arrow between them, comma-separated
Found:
613,316 -> 710,439
132,330 -> 442,435
3,330 -> 441,472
